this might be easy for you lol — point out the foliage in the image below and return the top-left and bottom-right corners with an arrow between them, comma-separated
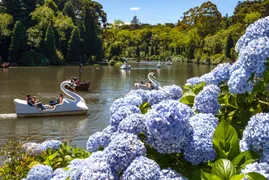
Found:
67,26 -> 80,63
0,141 -> 90,180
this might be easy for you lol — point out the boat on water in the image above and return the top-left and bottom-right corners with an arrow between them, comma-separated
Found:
66,63 -> 90,91
120,61 -> 131,70
166,60 -> 173,65
134,72 -> 162,90
156,61 -> 161,68
14,80 -> 89,117
1,62 -> 9,68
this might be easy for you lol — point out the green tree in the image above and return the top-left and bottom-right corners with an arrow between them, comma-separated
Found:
1,0 -> 23,22
9,21 -> 27,64
0,13 -> 13,61
43,24 -> 56,64
225,33 -> 234,59
131,15 -> 140,29
244,12 -> 262,25
67,26 -> 80,63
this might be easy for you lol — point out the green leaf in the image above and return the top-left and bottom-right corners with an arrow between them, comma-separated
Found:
139,102 -> 151,114
245,172 -> 267,180
229,174 -> 245,180
232,150 -> 260,171
193,82 -> 206,94
213,120 -> 239,160
201,170 -> 222,180
211,159 -> 236,180
179,95 -> 195,105
48,151 -> 58,161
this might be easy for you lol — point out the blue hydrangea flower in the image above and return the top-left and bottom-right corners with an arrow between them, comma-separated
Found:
118,114 -> 147,135
41,140 -> 62,150
228,68 -> 254,94
193,85 -> 220,115
162,85 -> 183,100
235,17 -> 269,52
186,77 -> 201,86
103,133 -> 146,172
240,113 -> 269,157
145,100 -> 194,154
51,168 -> 69,180
110,105 -> 141,128
79,160 -> 118,180
160,168 -> 187,180
86,131 -> 109,152
125,89 -> 151,103
109,98 -> 129,117
26,164 -> 53,180
148,89 -> 168,105
183,113 -> 218,165
121,156 -> 161,180
241,162 -> 269,179
22,142 -> 46,156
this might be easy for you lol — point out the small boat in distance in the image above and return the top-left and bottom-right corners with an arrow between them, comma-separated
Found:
120,61 -> 131,70
0,62 -> 9,68
14,81 -> 88,117
166,60 -> 173,65
66,63 -> 90,91
156,61 -> 161,68
134,72 -> 162,90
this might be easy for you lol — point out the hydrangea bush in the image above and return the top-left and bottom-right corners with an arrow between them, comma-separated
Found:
3,17 -> 269,180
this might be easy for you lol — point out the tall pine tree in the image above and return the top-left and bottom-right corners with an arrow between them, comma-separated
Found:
9,21 -> 27,65
43,24 -> 56,64
67,26 -> 80,63
225,33 -> 234,59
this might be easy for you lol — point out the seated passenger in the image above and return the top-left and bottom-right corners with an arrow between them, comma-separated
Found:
26,95 -> 35,106
33,96 -> 46,111
49,93 -> 64,106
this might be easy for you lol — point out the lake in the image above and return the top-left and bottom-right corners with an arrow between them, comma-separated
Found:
0,61 -> 213,149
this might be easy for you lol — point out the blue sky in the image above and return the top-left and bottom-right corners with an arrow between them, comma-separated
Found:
95,0 -> 242,25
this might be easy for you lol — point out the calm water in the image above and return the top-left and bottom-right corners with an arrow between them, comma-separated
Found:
0,61 -> 213,149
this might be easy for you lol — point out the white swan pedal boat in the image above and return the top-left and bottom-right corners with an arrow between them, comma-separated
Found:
14,81 -> 89,117
134,72 -> 162,90
120,62 -> 131,70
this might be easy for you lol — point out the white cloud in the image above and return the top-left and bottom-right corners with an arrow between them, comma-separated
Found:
129,7 -> 140,11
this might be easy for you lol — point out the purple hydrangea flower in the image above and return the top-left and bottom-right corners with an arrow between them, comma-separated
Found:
103,133 -> 146,172
148,89 -> 168,105
145,100 -> 194,154
162,85 -> 183,100
241,162 -> 269,179
193,85 -> 220,115
186,77 -> 201,86
121,156 -> 161,180
160,168 -> 187,180
41,140 -> 62,150
86,131 -> 108,152
26,164 -> 53,180
118,114 -> 147,135
110,105 -> 141,128
184,113 -> 218,165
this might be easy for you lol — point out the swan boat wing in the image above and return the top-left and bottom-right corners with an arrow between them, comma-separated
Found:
14,81 -> 88,117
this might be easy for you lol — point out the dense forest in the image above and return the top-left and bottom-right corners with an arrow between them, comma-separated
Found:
0,0 -> 269,66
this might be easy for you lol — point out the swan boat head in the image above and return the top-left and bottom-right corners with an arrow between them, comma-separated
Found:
14,80 -> 88,117
134,72 -> 162,90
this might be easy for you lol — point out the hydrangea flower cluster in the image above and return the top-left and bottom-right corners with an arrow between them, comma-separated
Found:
228,17 -> 269,94
227,68 -> 254,94
103,133 -> 146,172
235,16 -> 269,52
240,113 -> 269,161
22,140 -> 62,156
121,156 -> 161,180
25,164 -> 53,180
193,85 -> 220,115
117,114 -> 147,135
241,162 -> 269,179
186,63 -> 232,86
160,168 -> 187,180
110,105 -> 141,128
125,89 -> 151,103
184,113 -> 218,165
145,100 -> 194,154
86,125 -> 117,152
51,168 -> 69,180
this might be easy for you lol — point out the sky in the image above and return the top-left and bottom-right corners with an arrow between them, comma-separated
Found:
95,0 -> 242,25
